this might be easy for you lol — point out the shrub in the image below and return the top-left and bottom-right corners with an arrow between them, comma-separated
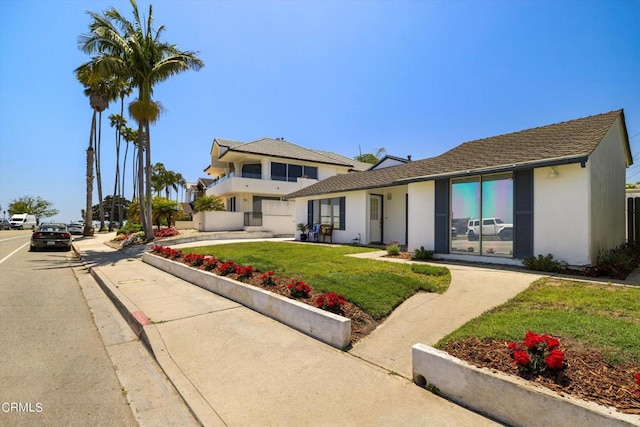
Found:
260,271 -> 276,286
235,265 -> 254,281
122,231 -> 145,247
522,254 -> 560,272
584,243 -> 640,279
287,280 -> 310,298
184,253 -> 204,267
316,291 -> 345,314
203,256 -> 218,271
412,246 -> 433,261
386,241 -> 400,256
117,222 -> 142,235
218,261 -> 236,276
154,227 -> 179,238
507,331 -> 566,377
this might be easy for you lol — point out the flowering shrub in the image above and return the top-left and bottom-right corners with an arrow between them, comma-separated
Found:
507,331 -> 566,377
152,245 -> 164,253
122,232 -> 145,247
260,271 -> 276,286
287,280 -> 310,298
184,253 -> 205,267
635,372 -> 640,398
203,256 -> 218,271
218,261 -> 236,276
154,227 -> 179,238
161,247 -> 182,260
235,265 -> 254,281
316,291 -> 345,314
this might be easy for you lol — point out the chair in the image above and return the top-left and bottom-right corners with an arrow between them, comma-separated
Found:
310,223 -> 321,242
320,224 -> 333,243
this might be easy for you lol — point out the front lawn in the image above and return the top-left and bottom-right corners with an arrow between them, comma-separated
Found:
181,242 -> 450,320
437,278 -> 640,413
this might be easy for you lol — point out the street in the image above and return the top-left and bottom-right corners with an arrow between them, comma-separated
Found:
0,230 -> 137,425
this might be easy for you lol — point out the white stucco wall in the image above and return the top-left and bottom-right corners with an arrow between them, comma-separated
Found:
193,211 -> 244,232
407,181 -> 435,252
533,164 -> 590,265
588,120 -> 627,260
262,200 -> 296,236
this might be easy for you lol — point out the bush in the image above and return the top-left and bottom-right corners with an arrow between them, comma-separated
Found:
154,227 -> 179,238
585,243 -> 640,279
316,291 -> 345,314
287,280 -> 311,298
386,242 -> 400,256
117,222 -> 142,235
412,246 -> 433,261
523,254 -> 560,272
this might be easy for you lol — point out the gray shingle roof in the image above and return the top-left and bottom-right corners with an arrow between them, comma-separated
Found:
286,110 -> 627,199
215,137 -> 362,168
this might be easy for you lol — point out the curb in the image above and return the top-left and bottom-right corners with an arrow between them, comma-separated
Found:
74,244 -> 225,427
412,344 -> 640,427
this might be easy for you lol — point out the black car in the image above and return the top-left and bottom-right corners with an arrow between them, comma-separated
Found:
30,223 -> 72,251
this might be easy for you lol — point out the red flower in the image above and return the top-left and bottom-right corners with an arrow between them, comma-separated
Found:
634,372 -> 640,386
507,342 -> 517,351
513,350 -> 530,366
524,331 -> 543,349
545,336 -> 561,350
544,349 -> 565,370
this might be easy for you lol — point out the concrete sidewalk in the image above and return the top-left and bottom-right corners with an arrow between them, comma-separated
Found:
73,232 -> 540,426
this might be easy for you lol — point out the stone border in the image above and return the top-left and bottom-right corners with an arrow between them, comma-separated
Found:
142,253 -> 351,349
412,344 -> 639,427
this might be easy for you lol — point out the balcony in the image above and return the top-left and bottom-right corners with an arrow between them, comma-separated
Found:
207,174 -> 317,197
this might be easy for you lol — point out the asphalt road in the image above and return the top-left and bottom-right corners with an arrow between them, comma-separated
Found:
0,230 -> 137,426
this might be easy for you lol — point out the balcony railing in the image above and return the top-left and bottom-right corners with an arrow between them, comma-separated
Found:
244,211 -> 262,227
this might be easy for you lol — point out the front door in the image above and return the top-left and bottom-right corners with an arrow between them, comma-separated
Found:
369,195 -> 383,243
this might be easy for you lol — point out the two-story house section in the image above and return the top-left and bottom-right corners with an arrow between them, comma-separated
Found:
203,137 -> 370,215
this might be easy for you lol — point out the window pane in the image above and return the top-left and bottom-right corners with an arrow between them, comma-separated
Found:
271,162 -> 286,181
288,164 -> 302,182
303,166 -> 318,180
320,200 -> 331,224
332,199 -> 340,229
242,163 -> 261,179
451,177 -> 480,254
481,173 -> 513,257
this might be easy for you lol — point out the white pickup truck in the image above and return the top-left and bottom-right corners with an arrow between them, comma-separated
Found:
467,218 -> 513,241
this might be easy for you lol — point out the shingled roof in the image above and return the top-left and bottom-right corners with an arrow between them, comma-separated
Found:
286,110 -> 629,199
214,137 -> 367,170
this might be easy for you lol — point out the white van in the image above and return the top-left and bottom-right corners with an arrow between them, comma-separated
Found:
9,213 -> 37,230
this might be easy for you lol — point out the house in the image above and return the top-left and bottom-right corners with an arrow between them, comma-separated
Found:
286,110 -> 632,267
197,137 -> 370,234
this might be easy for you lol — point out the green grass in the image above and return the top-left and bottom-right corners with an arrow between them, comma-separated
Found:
181,242 -> 450,320
436,278 -> 640,364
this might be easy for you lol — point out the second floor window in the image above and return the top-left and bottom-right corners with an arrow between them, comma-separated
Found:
272,162 -> 318,182
242,163 -> 261,179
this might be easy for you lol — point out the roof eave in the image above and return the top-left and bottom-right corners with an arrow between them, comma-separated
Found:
398,155 -> 591,185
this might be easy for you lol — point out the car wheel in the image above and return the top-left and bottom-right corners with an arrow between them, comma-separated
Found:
499,229 -> 513,241
467,230 -> 476,241
19,225 -> 23,230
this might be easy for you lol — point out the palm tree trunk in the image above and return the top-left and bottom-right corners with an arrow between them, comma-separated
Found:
121,138 -> 129,223
96,112 -> 106,231
144,121 -> 154,241
84,111 -> 96,236
109,125 -> 120,231
137,123 -> 147,235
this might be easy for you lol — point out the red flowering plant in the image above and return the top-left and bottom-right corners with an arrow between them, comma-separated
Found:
316,291 -> 345,314
154,227 -> 179,238
235,265 -> 254,281
161,247 -> 182,260
152,245 -> 165,254
287,280 -> 311,299
634,372 -> 640,398
507,331 -> 566,377
203,256 -> 218,271
218,261 -> 236,276
184,253 -> 205,267
260,271 -> 276,286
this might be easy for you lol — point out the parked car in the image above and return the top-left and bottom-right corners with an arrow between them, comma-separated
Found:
0,219 -> 11,230
467,218 -> 513,241
67,223 -> 84,235
30,223 -> 72,252
9,213 -> 37,230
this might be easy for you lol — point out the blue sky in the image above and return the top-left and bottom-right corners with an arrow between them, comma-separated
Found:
1,0 -> 639,223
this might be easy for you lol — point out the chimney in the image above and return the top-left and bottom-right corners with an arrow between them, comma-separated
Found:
407,155 -> 412,161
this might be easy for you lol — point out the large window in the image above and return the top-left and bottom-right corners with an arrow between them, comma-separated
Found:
451,173 -> 513,257
308,197 -> 345,230
272,162 -> 318,182
242,163 -> 261,179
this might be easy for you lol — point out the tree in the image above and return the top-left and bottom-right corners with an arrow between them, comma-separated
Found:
355,147 -> 386,164
152,197 -> 178,229
79,0 -> 204,242
92,195 -> 130,226
194,195 -> 225,212
8,196 -> 58,223
151,162 -> 186,200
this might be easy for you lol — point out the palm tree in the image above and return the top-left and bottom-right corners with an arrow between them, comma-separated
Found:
78,0 -> 204,241
76,63 -> 111,236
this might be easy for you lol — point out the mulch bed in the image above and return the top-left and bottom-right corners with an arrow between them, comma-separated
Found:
442,337 -> 640,415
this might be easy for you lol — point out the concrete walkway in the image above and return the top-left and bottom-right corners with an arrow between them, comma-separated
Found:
74,232 -> 545,426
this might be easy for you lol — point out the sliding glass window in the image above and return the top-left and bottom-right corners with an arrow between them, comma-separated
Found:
451,173 -> 513,257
